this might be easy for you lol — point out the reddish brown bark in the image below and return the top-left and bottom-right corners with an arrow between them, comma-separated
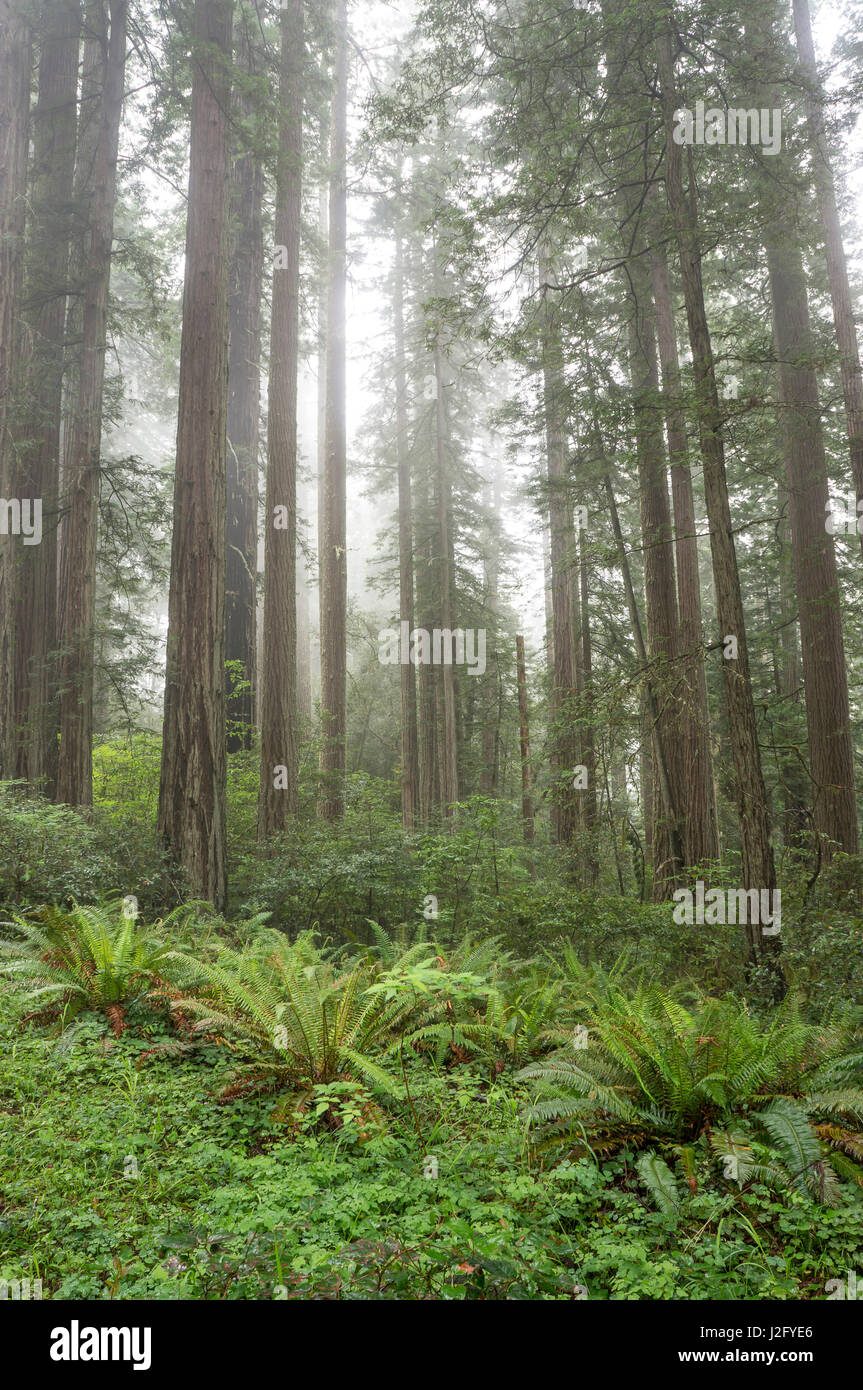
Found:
750,6 -> 858,860
393,222 -> 419,828
656,29 -> 780,983
649,234 -> 718,866
540,252 -> 580,846
516,634 -> 535,845
622,248 -> 684,895
56,0 -> 127,807
793,0 -> 863,563
225,13 -> 263,755
433,293 -> 459,819
157,0 -> 232,909
258,0 -> 303,836
11,0 -> 80,794
0,0 -> 32,776
318,0 -> 348,821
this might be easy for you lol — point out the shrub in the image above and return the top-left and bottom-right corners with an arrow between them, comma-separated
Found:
0,783 -> 115,908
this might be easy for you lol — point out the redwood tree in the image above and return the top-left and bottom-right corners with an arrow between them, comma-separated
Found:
656,25 -> 780,983
10,0 -> 80,794
258,0 -> 303,837
793,0 -> 863,563
0,0 -> 32,776
750,5 -> 858,859
318,0 -> 348,820
158,0 -> 233,909
225,6 -> 264,754
393,218 -> 419,828
56,0 -> 127,807
649,232 -> 718,866
540,250 -> 580,846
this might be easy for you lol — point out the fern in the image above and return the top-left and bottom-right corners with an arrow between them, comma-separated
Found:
636,1152 -> 681,1217
752,1099 -> 838,1202
168,935 -> 422,1099
518,971 -> 863,1203
0,902 -> 181,1033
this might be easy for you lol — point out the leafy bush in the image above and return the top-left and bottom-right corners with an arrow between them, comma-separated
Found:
773,855 -> 863,1011
0,784 -> 115,908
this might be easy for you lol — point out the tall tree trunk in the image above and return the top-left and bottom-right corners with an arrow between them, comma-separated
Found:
649,233 -> 718,865
0,0 -> 33,777
60,3 -> 101,510
640,691 -> 654,872
157,0 -> 232,909
409,209 -> 436,823
516,633 -> 535,845
763,232 -> 858,857
433,319 -> 459,816
318,0 -> 347,820
416,457 -> 437,823
793,0 -> 863,562
622,251 -> 684,896
751,10 -> 858,861
656,29 -> 780,985
296,486 -> 313,725
312,117 -> 328,710
542,517 -> 553,672
258,0 -> 302,837
605,472 -> 684,875
56,0 -> 126,807
601,0 -> 683,893
225,13 -> 263,755
394,222 -> 419,828
604,747 -> 626,896
540,252 -> 580,845
480,454 -> 502,796
11,0 -> 80,794
579,546 -> 598,881
775,481 -> 809,847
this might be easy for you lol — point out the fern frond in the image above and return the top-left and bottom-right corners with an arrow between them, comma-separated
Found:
636,1152 -> 680,1216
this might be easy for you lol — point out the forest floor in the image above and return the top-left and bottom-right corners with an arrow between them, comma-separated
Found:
2,769 -> 863,1300
2,965 -> 862,1301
